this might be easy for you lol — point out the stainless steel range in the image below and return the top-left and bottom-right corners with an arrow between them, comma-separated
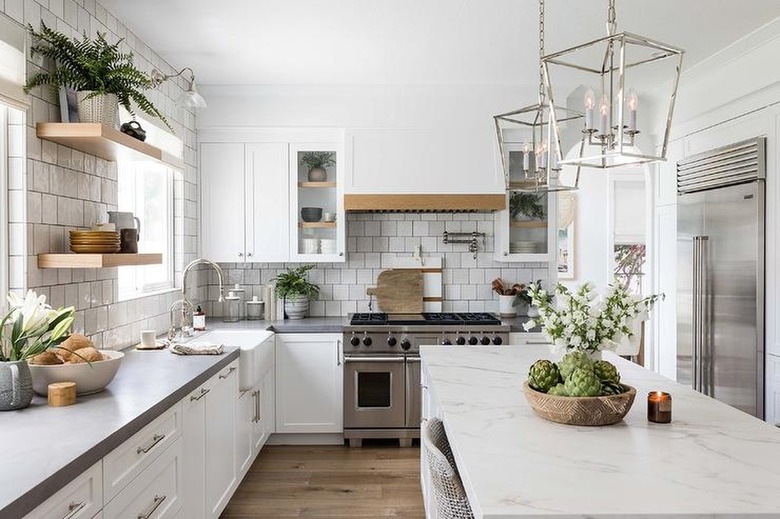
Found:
342,312 -> 509,447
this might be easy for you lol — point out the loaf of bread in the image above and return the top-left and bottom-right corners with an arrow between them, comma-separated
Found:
29,351 -> 64,365
57,333 -> 94,361
68,346 -> 104,364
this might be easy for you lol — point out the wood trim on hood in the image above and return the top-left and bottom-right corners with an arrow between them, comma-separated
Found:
344,194 -> 506,212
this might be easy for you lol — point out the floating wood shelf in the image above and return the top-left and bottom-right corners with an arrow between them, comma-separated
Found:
344,194 -> 505,212
38,253 -> 163,269
510,221 -> 548,228
298,222 -> 337,228
36,123 -> 182,167
298,181 -> 337,188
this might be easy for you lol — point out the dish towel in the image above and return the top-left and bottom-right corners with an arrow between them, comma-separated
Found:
170,342 -> 224,355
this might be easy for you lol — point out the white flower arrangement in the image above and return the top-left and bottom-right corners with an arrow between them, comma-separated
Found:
0,290 -> 75,362
522,281 -> 662,355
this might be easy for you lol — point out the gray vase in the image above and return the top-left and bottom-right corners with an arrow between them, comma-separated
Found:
0,360 -> 34,411
284,295 -> 310,320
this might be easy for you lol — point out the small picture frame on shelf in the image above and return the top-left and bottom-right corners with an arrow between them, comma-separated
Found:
59,87 -> 80,123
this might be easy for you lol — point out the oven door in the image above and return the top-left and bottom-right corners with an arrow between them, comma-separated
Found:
344,356 -> 406,429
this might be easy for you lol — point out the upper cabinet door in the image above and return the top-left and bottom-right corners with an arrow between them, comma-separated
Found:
495,192 -> 557,263
200,142 -> 246,263
289,142 -> 346,262
246,143 -> 290,262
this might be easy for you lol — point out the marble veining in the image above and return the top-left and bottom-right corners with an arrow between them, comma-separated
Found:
420,345 -> 780,519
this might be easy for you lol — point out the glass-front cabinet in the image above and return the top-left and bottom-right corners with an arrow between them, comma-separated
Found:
289,142 -> 346,262
495,142 -> 557,263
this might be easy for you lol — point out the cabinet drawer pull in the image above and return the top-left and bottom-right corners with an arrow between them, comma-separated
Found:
219,366 -> 237,379
256,390 -> 262,422
136,433 -> 165,455
247,252 -> 253,257
238,252 -> 244,257
62,500 -> 86,519
137,494 -> 166,519
190,388 -> 209,401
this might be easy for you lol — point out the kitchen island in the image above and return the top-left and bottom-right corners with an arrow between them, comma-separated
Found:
420,345 -> 780,519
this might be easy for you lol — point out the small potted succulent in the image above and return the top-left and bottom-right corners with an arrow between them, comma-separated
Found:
274,265 -> 320,320
0,290 -> 75,410
300,152 -> 336,182
509,193 -> 545,221
23,22 -> 170,130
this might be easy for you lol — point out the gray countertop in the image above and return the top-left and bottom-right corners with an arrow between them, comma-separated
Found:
0,347 -> 239,519
204,316 -> 535,333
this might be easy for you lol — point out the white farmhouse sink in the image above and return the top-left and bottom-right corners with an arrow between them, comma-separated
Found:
195,329 -> 274,390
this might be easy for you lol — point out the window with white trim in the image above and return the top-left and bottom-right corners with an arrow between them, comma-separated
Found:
117,160 -> 175,299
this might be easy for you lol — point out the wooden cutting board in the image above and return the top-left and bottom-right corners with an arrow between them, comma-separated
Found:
368,269 -> 424,314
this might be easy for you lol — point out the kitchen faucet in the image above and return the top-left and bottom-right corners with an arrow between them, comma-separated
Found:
182,258 -> 226,303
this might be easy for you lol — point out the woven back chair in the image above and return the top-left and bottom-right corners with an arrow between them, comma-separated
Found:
423,418 -> 475,519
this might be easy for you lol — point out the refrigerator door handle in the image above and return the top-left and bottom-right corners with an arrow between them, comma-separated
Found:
700,236 -> 711,397
692,236 -> 705,393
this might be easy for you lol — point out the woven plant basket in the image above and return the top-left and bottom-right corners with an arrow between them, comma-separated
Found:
522,381 -> 637,426
76,91 -> 119,127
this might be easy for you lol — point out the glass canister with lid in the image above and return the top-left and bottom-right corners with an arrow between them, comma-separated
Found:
246,296 -> 265,320
223,291 -> 241,323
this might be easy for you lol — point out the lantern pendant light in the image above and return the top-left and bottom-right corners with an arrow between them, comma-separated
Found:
494,0 -> 582,193
542,0 -> 684,169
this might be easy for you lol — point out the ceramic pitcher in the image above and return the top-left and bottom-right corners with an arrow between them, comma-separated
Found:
0,360 -> 33,411
107,211 -> 141,239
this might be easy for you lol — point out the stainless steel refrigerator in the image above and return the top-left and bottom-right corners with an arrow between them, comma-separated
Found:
677,137 -> 765,419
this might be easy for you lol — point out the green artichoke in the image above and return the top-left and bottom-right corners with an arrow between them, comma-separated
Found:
600,381 -> 627,396
528,360 -> 562,393
564,367 -> 602,397
593,360 -> 621,384
548,383 -> 568,396
558,351 -> 594,379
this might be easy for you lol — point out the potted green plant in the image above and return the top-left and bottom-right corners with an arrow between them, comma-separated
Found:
23,22 -> 171,130
274,265 -> 320,320
0,290 -> 75,410
300,152 -> 336,182
509,193 -> 545,221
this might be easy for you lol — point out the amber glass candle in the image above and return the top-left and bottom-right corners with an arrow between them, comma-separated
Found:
647,391 -> 672,423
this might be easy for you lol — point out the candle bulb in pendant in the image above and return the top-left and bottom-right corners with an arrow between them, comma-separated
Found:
598,94 -> 609,136
627,89 -> 638,132
538,142 -> 548,169
584,88 -> 596,130
647,391 -> 672,423
523,142 -> 530,171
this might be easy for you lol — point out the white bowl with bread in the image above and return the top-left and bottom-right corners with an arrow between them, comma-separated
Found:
28,334 -> 124,396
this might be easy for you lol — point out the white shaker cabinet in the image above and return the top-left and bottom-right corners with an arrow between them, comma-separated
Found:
200,142 -> 289,263
767,354 -> 780,427
495,192 -> 558,263
275,333 -> 343,433
23,461 -> 103,519
180,360 -> 239,519
236,354 -> 275,479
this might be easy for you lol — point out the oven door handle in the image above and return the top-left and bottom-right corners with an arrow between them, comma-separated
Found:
343,356 -> 406,363
406,356 -> 421,363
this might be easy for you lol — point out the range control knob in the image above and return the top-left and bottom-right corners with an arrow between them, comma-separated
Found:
441,338 -> 452,345
492,336 -> 503,345
350,335 -> 360,347
362,336 -> 373,346
387,336 -> 397,347
401,339 -> 412,351
480,336 -> 491,345
468,336 -> 479,345
455,336 -> 466,345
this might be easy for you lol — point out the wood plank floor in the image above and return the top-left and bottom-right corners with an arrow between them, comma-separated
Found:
221,442 -> 426,518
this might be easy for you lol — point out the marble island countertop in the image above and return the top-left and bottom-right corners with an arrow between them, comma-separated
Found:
420,345 -> 780,519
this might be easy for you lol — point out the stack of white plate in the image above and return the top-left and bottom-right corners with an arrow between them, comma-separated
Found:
510,241 -> 538,254
320,239 -> 337,254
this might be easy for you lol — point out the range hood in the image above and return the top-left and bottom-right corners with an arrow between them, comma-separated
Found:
343,194 -> 506,213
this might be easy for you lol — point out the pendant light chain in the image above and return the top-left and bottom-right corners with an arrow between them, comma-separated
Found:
607,0 -> 617,35
538,0 -> 546,103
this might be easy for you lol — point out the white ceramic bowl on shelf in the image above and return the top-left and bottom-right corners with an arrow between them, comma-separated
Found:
28,350 -> 124,396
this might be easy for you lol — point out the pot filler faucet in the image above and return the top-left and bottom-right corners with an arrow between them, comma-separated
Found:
168,258 -> 226,340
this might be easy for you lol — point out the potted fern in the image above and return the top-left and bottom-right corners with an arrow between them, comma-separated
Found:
274,265 -> 320,320
23,22 -> 170,130
300,152 -> 336,182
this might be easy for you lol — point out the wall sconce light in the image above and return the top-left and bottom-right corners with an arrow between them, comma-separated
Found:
150,67 -> 207,109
